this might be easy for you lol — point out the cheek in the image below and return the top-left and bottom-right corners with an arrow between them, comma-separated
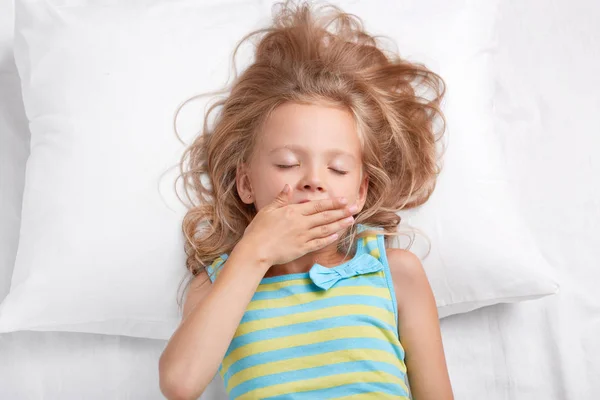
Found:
252,177 -> 288,210
340,178 -> 363,202
323,181 -> 357,203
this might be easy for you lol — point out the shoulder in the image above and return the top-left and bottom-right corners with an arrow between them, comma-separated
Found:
385,247 -> 426,284
384,248 -> 431,310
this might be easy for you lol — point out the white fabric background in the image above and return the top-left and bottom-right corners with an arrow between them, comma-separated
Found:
1,0 -> 599,399
438,0 -> 600,398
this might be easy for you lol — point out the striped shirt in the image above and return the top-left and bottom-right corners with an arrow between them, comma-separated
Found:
206,223 -> 410,399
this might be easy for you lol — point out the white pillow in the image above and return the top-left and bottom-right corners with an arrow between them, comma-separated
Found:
0,0 -> 558,340
0,0 -> 29,303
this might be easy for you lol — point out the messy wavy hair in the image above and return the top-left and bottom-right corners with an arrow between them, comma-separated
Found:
173,0 -> 447,310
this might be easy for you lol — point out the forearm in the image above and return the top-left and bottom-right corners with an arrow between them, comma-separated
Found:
159,240 -> 269,400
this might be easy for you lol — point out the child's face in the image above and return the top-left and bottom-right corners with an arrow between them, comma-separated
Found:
238,101 -> 369,212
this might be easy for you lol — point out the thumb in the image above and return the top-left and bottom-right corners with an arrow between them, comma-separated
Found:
272,184 -> 292,208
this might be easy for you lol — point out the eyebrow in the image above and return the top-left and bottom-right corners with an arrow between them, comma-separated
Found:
268,144 -> 357,161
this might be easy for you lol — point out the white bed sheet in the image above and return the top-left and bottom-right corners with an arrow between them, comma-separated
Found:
438,0 -> 600,398
1,0 -> 599,399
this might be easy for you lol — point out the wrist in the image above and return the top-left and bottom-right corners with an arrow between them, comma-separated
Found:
232,237 -> 272,272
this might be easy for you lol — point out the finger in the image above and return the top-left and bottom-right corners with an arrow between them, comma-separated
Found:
307,214 -> 354,239
306,205 -> 355,229
305,232 -> 340,252
299,196 -> 348,216
271,184 -> 292,209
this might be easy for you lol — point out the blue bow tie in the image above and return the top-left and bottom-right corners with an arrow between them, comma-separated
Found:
308,253 -> 384,290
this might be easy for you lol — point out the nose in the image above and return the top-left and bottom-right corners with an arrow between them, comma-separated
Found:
297,165 -> 325,193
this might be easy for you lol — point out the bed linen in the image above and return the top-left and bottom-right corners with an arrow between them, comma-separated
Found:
1,0 -> 599,399
0,0 -> 560,341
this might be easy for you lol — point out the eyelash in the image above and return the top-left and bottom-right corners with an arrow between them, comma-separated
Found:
276,165 -> 348,175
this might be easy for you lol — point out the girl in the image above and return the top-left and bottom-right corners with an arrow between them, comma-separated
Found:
160,1 -> 453,399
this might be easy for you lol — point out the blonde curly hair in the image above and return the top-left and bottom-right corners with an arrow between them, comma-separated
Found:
172,0 -> 447,310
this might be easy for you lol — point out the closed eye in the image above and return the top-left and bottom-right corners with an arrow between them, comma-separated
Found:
275,165 -> 348,175
275,164 -> 298,169
331,169 -> 348,175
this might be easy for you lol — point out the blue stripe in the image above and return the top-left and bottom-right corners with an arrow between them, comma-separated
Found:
376,233 -> 400,335
228,360 -> 406,398
252,274 -> 388,300
263,382 -> 410,399
241,292 -> 393,324
224,337 -> 404,384
227,315 -> 397,356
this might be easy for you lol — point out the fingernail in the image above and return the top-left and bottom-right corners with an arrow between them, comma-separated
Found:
349,204 -> 358,213
339,197 -> 347,204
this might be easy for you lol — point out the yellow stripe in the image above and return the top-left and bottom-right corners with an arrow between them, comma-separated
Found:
363,235 -> 376,244
370,246 -> 380,259
247,285 -> 390,311
363,236 -> 380,257
210,257 -> 224,268
334,392 -> 409,400
234,304 -> 395,338
238,370 -> 409,400
256,278 -> 312,292
208,257 -> 225,279
226,348 -> 407,390
222,324 -> 400,376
